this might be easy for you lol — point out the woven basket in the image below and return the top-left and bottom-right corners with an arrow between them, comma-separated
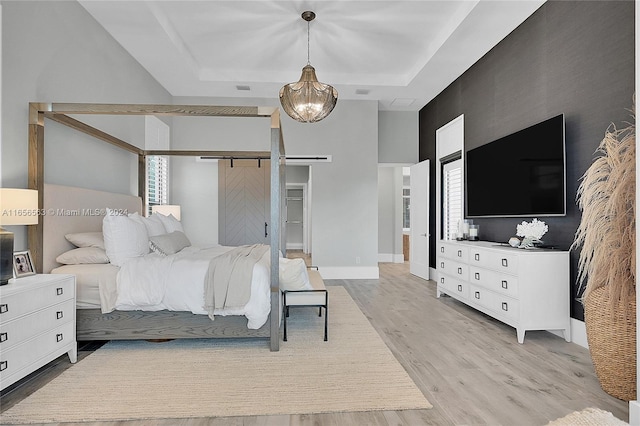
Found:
584,286 -> 636,401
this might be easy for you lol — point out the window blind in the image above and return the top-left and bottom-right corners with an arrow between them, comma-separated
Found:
442,159 -> 462,240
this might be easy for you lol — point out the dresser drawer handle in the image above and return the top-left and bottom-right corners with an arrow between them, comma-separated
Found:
502,302 -> 509,311
474,272 -> 480,280
457,267 -> 462,275
440,262 -> 444,269
474,291 -> 480,299
501,258 -> 508,267
0,332 -> 7,343
56,333 -> 64,342
440,277 -> 445,284
56,287 -> 64,296
457,284 -> 462,292
457,250 -> 462,257
502,280 -> 508,289
0,304 -> 7,314
56,311 -> 64,320
0,360 -> 7,371
440,246 -> 444,253
474,253 -> 480,261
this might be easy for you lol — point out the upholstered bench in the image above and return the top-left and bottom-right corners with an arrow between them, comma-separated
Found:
282,268 -> 328,342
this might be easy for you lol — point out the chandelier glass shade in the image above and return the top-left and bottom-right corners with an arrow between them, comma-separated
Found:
279,11 -> 338,123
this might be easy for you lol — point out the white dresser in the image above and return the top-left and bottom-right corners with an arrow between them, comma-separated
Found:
436,240 -> 570,343
0,274 -> 77,390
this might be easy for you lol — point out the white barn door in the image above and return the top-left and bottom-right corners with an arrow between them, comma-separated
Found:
410,160 -> 430,280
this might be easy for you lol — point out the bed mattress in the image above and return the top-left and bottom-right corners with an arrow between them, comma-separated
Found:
51,264 -> 118,309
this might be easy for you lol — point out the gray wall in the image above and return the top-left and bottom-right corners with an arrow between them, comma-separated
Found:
378,111 -> 418,164
1,0 -> 171,250
418,0 -> 635,320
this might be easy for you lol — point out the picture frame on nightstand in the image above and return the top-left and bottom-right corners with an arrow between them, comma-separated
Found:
13,249 -> 35,278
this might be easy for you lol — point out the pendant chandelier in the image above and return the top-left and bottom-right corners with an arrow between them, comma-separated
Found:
279,11 -> 338,123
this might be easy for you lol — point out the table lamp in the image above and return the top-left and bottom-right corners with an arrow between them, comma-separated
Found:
151,204 -> 181,221
0,189 -> 39,285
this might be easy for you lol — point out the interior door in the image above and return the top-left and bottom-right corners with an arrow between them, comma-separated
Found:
410,160 -> 430,280
218,159 -> 270,246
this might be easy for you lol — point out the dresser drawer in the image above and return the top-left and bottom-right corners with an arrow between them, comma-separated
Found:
0,278 -> 74,322
469,248 -> 518,274
0,298 -> 75,351
0,320 -> 75,386
438,275 -> 469,299
469,284 -> 519,322
468,266 -> 519,298
437,243 -> 469,262
437,258 -> 468,281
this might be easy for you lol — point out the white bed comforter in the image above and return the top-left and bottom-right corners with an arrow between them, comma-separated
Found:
103,245 -> 271,329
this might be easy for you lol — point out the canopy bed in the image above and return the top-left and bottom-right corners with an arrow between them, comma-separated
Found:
27,103 -> 286,351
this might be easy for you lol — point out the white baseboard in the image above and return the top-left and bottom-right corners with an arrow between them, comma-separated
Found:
570,318 -> 588,348
286,243 -> 303,250
318,266 -> 379,280
629,401 -> 640,425
378,253 -> 405,263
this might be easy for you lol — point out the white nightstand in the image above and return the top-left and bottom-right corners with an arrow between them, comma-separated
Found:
0,274 -> 77,390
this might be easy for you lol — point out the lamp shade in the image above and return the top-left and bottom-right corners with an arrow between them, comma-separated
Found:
151,204 -> 181,221
279,65 -> 338,123
0,189 -> 39,226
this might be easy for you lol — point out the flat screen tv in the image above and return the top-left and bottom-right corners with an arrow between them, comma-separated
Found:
466,114 -> 566,218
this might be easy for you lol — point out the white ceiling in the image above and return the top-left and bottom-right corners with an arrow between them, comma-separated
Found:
79,0 -> 545,111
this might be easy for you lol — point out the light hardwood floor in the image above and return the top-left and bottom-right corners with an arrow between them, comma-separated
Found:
0,262 -> 629,425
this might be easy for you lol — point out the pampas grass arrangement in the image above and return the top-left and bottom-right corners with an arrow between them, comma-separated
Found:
572,97 -> 636,401
574,97 -> 636,308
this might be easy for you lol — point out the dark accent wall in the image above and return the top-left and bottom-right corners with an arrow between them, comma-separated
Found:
419,1 -> 635,321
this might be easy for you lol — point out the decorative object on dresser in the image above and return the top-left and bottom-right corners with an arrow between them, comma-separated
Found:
0,188 -> 39,285
0,274 -> 77,391
515,218 -> 548,249
572,97 -> 636,401
437,240 -> 570,343
12,250 -> 35,278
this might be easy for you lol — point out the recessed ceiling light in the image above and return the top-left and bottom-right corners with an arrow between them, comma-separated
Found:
355,89 -> 370,95
236,85 -> 251,91
391,98 -> 415,106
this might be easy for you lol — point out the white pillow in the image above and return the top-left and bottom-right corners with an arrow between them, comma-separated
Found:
279,258 -> 312,291
155,213 -> 184,234
149,231 -> 191,256
129,212 -> 167,237
65,232 -> 105,249
56,247 -> 109,265
102,208 -> 150,266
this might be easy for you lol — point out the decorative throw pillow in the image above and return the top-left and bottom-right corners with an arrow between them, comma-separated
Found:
279,258 -> 312,291
102,208 -> 150,266
129,212 -> 167,237
155,213 -> 184,234
56,247 -> 109,265
65,232 -> 105,249
149,231 -> 192,256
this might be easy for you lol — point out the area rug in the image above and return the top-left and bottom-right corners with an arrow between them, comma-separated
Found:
0,286 -> 431,424
546,407 -> 628,425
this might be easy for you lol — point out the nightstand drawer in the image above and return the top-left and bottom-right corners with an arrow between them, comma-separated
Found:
0,277 -> 74,322
0,298 -> 75,351
0,320 -> 75,388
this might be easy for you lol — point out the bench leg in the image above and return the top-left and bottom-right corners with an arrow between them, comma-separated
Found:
324,306 -> 328,341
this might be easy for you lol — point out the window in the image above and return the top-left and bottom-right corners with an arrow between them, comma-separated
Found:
147,155 -> 168,215
442,158 -> 462,240
402,188 -> 410,229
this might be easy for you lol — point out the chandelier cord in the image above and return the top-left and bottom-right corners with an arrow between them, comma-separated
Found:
306,19 -> 311,65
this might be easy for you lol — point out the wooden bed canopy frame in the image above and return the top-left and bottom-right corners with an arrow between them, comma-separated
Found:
27,102 -> 286,351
